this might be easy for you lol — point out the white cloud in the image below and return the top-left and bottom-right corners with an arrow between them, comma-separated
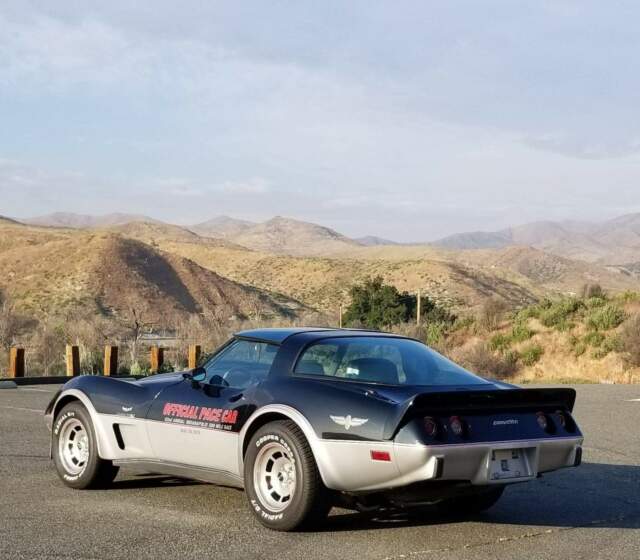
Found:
2,3 -> 640,239
217,177 -> 272,195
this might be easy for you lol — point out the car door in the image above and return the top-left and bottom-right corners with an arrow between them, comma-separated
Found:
145,339 -> 278,478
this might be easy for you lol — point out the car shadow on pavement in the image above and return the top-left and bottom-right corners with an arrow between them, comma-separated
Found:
318,462 -> 640,533
111,474 -> 205,489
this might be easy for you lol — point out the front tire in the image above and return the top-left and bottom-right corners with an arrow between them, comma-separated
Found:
52,402 -> 119,489
244,420 -> 331,531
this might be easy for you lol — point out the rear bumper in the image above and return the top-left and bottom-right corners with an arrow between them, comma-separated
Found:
315,436 -> 583,492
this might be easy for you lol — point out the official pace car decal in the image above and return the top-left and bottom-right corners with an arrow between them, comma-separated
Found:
330,415 -> 368,430
162,402 -> 239,431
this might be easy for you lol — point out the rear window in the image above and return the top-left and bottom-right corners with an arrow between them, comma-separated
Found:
294,336 -> 487,386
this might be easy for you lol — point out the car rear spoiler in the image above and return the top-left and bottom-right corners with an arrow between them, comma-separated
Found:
384,387 -> 577,440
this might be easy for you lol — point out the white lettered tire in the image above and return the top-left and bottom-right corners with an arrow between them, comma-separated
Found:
52,402 -> 119,489
244,420 -> 331,531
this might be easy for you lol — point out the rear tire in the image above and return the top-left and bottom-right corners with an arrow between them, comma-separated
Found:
244,420 -> 331,531
52,402 -> 119,489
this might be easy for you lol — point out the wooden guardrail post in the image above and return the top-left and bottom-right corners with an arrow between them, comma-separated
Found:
8,347 -> 25,378
188,344 -> 201,369
66,345 -> 80,377
104,346 -> 118,376
150,346 -> 164,374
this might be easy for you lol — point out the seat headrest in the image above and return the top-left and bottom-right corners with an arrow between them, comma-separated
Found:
297,360 -> 325,375
345,358 -> 399,385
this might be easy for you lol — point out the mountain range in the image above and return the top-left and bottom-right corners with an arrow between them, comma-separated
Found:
432,214 -> 640,266
19,211 -> 640,268
5,211 -> 639,319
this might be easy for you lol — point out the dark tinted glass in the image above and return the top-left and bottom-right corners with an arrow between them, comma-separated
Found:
204,340 -> 278,388
295,337 -> 487,386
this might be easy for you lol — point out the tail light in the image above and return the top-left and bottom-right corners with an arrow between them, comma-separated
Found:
555,410 -> 576,433
536,411 -> 550,432
424,417 -> 439,438
449,415 -> 466,437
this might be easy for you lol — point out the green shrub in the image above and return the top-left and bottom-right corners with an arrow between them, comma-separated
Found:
489,333 -> 512,353
573,342 -> 587,357
586,304 -> 626,331
584,331 -> 605,347
539,298 -> 583,330
585,296 -> 607,309
520,344 -> 544,366
516,306 -> 541,321
616,291 -> 640,304
620,314 -> 640,366
130,361 -> 147,376
425,321 -> 448,347
590,335 -> 621,359
511,321 -> 535,342
602,335 -> 622,353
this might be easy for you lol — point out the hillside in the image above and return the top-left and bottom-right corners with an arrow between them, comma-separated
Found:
151,240 -> 554,314
5,216 -> 638,323
190,216 -> 256,239
23,212 -> 159,229
355,236 -> 402,246
0,222 -> 305,323
431,213 -> 640,265
446,292 -> 640,384
228,216 -> 362,255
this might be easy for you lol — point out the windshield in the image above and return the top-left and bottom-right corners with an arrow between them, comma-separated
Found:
294,336 -> 487,386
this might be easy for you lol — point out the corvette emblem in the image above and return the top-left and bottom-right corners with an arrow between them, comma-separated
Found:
330,415 -> 368,430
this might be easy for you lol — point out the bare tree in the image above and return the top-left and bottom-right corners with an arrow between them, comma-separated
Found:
478,297 -> 509,332
0,298 -> 19,349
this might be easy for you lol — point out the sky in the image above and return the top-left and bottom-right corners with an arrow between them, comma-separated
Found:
1,1 -> 640,242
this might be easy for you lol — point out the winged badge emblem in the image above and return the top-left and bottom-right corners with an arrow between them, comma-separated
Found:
330,415 -> 369,430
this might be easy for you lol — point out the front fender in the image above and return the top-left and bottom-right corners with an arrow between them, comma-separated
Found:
46,388 -> 114,458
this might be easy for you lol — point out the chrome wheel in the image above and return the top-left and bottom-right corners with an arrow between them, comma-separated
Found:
58,418 -> 90,475
253,441 -> 297,512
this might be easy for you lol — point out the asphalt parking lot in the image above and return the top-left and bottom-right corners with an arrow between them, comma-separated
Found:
1,384 -> 639,560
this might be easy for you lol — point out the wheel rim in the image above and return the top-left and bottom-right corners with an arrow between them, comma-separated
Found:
253,441 -> 297,513
58,418 -> 90,475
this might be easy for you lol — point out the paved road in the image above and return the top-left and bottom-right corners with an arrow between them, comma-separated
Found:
1,384 -> 639,560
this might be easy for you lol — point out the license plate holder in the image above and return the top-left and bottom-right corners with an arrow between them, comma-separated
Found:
489,448 -> 534,481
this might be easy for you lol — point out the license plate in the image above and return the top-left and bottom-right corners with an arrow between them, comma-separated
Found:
489,448 -> 533,481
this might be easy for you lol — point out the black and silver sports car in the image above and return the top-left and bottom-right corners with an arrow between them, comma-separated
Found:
45,328 -> 583,531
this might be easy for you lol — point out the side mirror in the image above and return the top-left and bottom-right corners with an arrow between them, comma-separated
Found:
183,367 -> 206,384
207,374 -> 229,387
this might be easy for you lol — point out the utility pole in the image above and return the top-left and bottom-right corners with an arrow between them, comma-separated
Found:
416,289 -> 421,326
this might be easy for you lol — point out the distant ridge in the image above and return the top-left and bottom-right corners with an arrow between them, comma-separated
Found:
229,216 -> 362,255
0,215 -> 22,225
190,215 -> 256,239
431,213 -> 640,264
355,235 -> 402,247
24,212 -> 159,229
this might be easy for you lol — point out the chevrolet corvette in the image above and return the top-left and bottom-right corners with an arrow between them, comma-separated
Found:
45,328 -> 583,531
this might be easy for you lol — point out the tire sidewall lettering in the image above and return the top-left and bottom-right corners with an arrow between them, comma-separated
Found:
53,410 -> 76,436
250,431 -> 298,523
54,409 -> 89,479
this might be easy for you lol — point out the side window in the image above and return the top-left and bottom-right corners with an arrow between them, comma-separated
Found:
294,343 -> 339,376
294,338 -> 406,384
204,340 -> 278,388
336,342 -> 406,382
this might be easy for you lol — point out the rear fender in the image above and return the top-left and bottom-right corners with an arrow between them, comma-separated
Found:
239,404 -> 333,487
